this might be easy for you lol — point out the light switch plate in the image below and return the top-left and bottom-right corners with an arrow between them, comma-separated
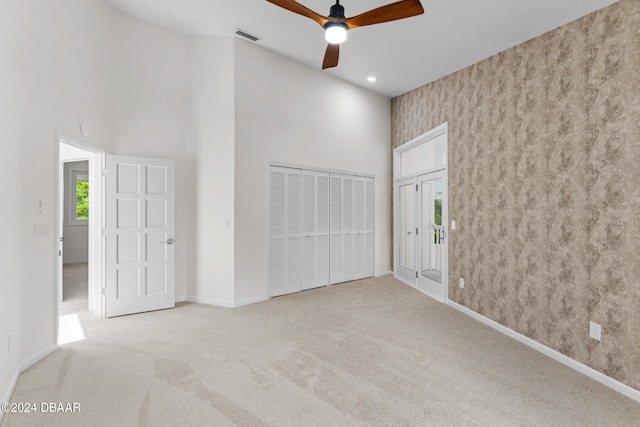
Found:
451,220 -> 456,230
459,278 -> 464,288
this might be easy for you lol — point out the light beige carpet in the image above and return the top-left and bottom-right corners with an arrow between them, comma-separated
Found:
3,270 -> 640,426
59,262 -> 89,317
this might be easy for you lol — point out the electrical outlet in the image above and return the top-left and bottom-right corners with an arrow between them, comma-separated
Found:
459,278 -> 464,289
589,321 -> 601,341
451,220 -> 456,230
8,333 -> 13,354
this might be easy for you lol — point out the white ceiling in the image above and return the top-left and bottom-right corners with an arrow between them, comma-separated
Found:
104,0 -> 619,98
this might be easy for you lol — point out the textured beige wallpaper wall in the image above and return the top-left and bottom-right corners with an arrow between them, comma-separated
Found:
391,0 -> 640,391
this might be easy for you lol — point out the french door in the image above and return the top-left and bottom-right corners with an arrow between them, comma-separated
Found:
395,169 -> 448,302
417,171 -> 447,302
396,177 -> 417,284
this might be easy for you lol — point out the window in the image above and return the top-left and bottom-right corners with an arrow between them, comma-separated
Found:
399,133 -> 447,177
68,169 -> 89,225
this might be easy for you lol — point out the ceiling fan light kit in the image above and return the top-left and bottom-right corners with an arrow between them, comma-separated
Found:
325,23 -> 348,44
267,0 -> 424,69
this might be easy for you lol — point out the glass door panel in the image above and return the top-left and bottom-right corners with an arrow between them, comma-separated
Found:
421,178 -> 443,283
418,171 -> 447,302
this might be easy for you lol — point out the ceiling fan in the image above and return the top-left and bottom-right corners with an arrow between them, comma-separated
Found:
266,0 -> 424,69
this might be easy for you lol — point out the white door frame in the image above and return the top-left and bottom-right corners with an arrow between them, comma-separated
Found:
57,133 -> 106,319
393,123 -> 448,302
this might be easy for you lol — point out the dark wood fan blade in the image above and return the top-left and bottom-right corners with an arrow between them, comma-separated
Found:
346,0 -> 424,29
322,44 -> 340,69
266,0 -> 328,27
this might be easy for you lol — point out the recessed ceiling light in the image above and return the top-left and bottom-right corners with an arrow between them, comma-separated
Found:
367,76 -> 377,83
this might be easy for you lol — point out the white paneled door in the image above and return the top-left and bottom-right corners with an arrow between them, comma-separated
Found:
105,155 -> 175,317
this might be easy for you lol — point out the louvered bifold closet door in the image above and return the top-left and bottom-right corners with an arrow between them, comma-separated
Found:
353,177 -> 365,280
364,178 -> 375,277
270,168 -> 374,296
329,175 -> 343,284
286,169 -> 303,294
269,167 -> 287,296
342,176 -> 354,281
301,171 -> 330,291
315,172 -> 330,287
302,172 -> 316,290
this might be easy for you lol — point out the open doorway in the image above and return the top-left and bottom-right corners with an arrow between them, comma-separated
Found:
57,137 -> 177,325
57,135 -> 105,344
59,160 -> 89,316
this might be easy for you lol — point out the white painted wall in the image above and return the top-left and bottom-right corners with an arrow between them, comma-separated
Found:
233,39 -> 391,303
186,37 -> 236,305
110,11 -> 190,300
19,0 -> 114,365
0,0 -> 23,412
63,161 -> 89,263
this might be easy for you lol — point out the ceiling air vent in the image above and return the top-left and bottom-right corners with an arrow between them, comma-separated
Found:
235,29 -> 260,42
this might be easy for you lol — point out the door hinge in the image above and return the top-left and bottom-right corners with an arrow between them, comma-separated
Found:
101,288 -> 106,295
416,271 -> 418,278
102,169 -> 107,177
102,229 -> 107,237
416,228 -> 419,235
416,184 -> 418,191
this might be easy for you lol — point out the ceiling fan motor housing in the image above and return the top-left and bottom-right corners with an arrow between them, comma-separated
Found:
329,1 -> 345,19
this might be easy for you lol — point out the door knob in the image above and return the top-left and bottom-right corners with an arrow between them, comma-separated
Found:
162,239 -> 175,245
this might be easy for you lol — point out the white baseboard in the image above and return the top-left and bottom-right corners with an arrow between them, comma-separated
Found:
448,301 -> 640,404
233,295 -> 269,308
2,343 -> 58,423
63,259 -> 88,265
1,366 -> 21,423
186,295 -> 269,308
375,270 -> 394,277
175,296 -> 187,303
20,344 -> 58,373
186,296 -> 234,308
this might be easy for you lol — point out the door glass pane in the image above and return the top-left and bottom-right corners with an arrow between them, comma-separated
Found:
399,184 -> 415,271
421,178 -> 443,283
